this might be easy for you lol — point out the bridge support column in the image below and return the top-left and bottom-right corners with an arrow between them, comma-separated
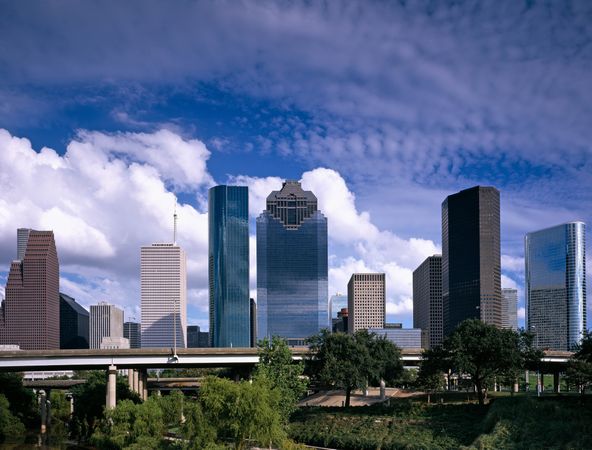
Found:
137,370 -> 144,399
128,369 -> 134,392
554,371 -> 560,393
142,369 -> 148,400
106,365 -> 117,410
133,369 -> 139,394
39,390 -> 48,435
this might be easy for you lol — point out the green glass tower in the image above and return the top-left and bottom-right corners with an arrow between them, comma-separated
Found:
209,185 -> 250,347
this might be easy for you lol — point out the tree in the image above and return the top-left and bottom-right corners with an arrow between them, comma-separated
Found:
0,394 -> 25,442
306,329 -> 403,407
91,398 -> 164,449
564,330 -> 592,395
199,376 -> 286,450
416,346 -> 449,403
419,319 -> 541,406
253,336 -> 308,421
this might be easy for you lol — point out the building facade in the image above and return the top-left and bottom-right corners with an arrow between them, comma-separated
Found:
257,180 -> 328,344
209,185 -> 250,348
525,222 -> 586,350
501,288 -> 518,330
124,321 -> 141,349
368,327 -> 423,349
442,186 -> 502,336
413,255 -> 443,349
60,293 -> 89,349
89,303 -> 124,349
250,298 -> 257,347
329,294 -> 348,322
1,229 -> 60,349
141,243 -> 187,348
348,273 -> 386,334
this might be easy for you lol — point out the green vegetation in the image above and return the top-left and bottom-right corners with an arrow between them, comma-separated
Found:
289,396 -> 592,450
0,394 -> 26,441
564,330 -> 592,395
418,319 -> 541,405
306,329 -> 403,407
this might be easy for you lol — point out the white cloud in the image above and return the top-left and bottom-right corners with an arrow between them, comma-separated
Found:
0,128 -> 211,319
501,254 -> 524,273
517,307 -> 525,320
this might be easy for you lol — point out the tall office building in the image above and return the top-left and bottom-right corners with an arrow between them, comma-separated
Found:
501,288 -> 518,330
257,180 -> 328,344
413,255 -> 443,349
0,229 -> 59,349
329,294 -> 348,322
525,222 -> 586,350
124,321 -> 141,349
89,302 -> 124,349
348,273 -> 385,334
141,243 -> 187,348
60,293 -> 89,349
250,298 -> 257,348
209,185 -> 250,348
442,186 -> 502,336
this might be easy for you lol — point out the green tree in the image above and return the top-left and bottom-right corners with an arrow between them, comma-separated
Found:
416,346 -> 449,403
419,319 -> 540,406
253,336 -> 308,421
0,372 -> 37,426
306,329 -> 403,407
199,376 -> 286,450
565,331 -> 592,395
181,400 -> 217,449
70,370 -> 140,441
91,398 -> 164,449
0,394 -> 25,442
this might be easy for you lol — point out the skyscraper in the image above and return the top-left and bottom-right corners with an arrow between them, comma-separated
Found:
501,288 -> 518,330
413,255 -> 443,349
250,298 -> 257,348
348,273 -> 385,334
141,242 -> 187,348
257,180 -> 328,344
60,293 -> 89,349
525,222 -> 586,350
329,294 -> 348,322
124,321 -> 141,349
89,302 -> 124,349
208,185 -> 250,348
0,229 -> 59,349
442,186 -> 502,336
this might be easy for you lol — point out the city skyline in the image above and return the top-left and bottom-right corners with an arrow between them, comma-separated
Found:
0,1 -> 591,332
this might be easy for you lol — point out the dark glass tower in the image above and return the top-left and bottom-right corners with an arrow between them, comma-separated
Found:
442,186 -> 501,336
525,222 -> 586,350
413,255 -> 443,349
209,185 -> 250,348
60,293 -> 89,349
257,180 -> 328,345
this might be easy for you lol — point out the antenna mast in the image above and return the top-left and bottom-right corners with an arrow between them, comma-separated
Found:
173,203 -> 178,245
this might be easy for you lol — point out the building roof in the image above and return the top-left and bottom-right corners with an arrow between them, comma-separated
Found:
59,293 -> 89,317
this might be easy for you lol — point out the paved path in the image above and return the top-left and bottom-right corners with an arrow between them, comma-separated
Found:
299,387 -> 422,407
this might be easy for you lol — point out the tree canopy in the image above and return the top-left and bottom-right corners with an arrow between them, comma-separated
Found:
306,329 -> 403,407
418,319 -> 541,405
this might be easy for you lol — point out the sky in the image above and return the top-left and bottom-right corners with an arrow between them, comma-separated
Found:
0,0 -> 590,332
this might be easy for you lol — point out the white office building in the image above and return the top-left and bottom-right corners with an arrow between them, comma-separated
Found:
141,243 -> 187,348
89,302 -> 124,349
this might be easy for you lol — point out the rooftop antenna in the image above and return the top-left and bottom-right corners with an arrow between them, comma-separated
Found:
173,202 -> 178,245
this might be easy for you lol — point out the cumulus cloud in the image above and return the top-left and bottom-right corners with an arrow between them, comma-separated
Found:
0,128 -> 212,320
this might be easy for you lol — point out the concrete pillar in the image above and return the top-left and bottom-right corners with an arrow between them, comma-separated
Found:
513,382 -> 519,393
39,390 -> 48,435
537,371 -> 542,397
133,369 -> 139,394
379,379 -> 386,400
128,369 -> 134,391
137,370 -> 144,400
554,372 -> 560,393
142,370 -> 148,400
106,365 -> 117,410
525,370 -> 529,392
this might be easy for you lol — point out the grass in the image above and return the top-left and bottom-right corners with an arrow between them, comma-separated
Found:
289,394 -> 592,450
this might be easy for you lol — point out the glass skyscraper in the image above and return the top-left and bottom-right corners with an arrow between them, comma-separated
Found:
442,186 -> 502,336
209,185 -> 250,348
257,180 -> 328,344
525,222 -> 586,351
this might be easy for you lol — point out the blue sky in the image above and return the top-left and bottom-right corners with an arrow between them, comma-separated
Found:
0,0 -> 590,331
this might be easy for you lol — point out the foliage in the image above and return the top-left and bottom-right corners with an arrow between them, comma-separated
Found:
91,398 -> 164,449
181,400 -> 218,449
199,376 -> 286,450
70,370 -> 140,441
254,336 -> 308,421
564,330 -> 592,395
418,319 -> 541,405
306,329 -> 403,407
0,372 -> 37,426
157,389 -> 185,427
0,394 -> 25,442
